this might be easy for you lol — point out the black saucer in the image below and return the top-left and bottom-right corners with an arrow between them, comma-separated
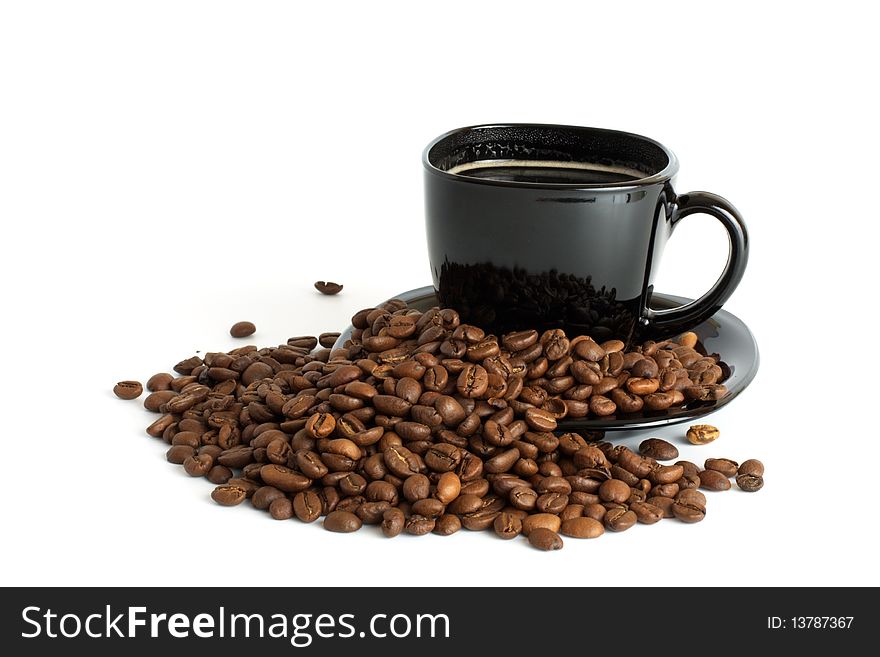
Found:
336,286 -> 759,431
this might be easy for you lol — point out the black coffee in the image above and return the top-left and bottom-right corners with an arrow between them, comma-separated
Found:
448,159 -> 643,185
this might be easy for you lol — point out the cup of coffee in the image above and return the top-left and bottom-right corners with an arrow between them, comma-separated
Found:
423,123 -> 748,343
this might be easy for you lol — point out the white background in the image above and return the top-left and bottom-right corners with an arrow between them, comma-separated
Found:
1,0 -> 877,587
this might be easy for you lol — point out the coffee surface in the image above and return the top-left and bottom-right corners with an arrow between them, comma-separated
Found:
448,159 -> 644,184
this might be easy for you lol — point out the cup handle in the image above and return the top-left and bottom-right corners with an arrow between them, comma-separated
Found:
643,191 -> 749,337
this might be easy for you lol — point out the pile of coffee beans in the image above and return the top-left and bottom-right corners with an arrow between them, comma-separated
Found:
131,298 -> 762,550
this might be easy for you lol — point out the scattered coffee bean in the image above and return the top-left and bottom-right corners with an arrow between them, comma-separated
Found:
687,424 -> 720,445
705,458 -> 738,477
738,459 -> 764,477
230,321 -> 256,338
560,517 -> 604,538
314,281 -> 343,295
528,527 -> 564,551
211,485 -> 247,507
323,510 -> 362,532
698,469 -> 732,491
639,437 -> 679,461
130,298 -> 759,552
736,474 -> 764,492
113,380 -> 143,400
493,512 -> 523,539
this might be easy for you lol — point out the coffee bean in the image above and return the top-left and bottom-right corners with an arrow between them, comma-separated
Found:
183,454 -> 213,477
672,489 -> 707,523
211,485 -> 247,506
651,464 -> 684,485
259,465 -> 311,493
288,491 -> 320,522
705,458 -> 738,477
319,332 -> 341,348
736,474 -> 764,492
230,321 -> 256,338
433,514 -> 462,536
528,527 -> 564,550
560,516 -> 604,538
738,459 -> 765,477
493,511 -> 523,539
380,508 -> 406,537
598,479 -> 631,503
323,510 -> 361,532
522,513 -> 562,536
435,472 -> 461,504
524,407 -> 557,431
144,390 -> 176,412
604,508 -> 637,532
639,438 -> 679,461
113,380 -> 143,400
269,497 -> 294,520
314,281 -> 343,295
146,373 -> 173,392
630,500 -> 664,524
698,469 -> 731,491
405,514 -> 436,535
129,300 -> 757,551
252,486 -> 285,510
687,424 -> 720,445
457,364 -> 489,398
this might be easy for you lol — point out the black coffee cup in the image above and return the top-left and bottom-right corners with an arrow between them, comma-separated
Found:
423,123 -> 748,343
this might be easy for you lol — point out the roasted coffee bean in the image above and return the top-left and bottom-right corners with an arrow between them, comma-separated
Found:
604,508 -> 637,532
639,438 -> 679,461
259,465 -> 311,493
672,489 -> 707,523
230,321 -> 256,338
738,459 -> 765,477
402,474 -> 431,502
435,472 -> 461,504
521,513 -> 562,536
598,479 -> 631,503
146,373 -> 174,392
433,514 -> 462,536
687,424 -> 720,445
314,281 -> 343,295
560,516 -> 604,538
524,407 -> 557,432
405,514 -> 436,535
114,380 -> 143,400
183,453 -> 213,477
651,464 -> 685,485
319,332 -> 341,348
252,486 -> 285,510
144,390 -> 177,412
132,301 -> 753,550
528,527 -> 564,551
630,500 -> 663,524
291,491 -> 321,522
698,469 -> 732,491
676,460 -> 701,478
705,458 -> 738,477
457,364 -> 489,398
493,512 -> 523,539
381,508 -> 406,537
323,510 -> 361,532
736,473 -> 764,492
385,445 -> 421,478
647,496 -> 675,518
536,492 -> 568,514
211,485 -> 247,506
207,465 -> 233,484
425,443 -> 462,472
